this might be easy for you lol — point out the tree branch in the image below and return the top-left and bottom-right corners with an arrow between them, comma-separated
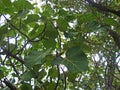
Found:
3,78 -> 18,90
108,30 -> 120,49
85,0 -> 120,17
3,48 -> 24,64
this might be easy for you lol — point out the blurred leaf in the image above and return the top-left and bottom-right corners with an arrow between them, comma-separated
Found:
13,0 -> 33,11
21,70 -> 36,81
65,46 -> 88,72
25,14 -> 39,24
24,49 -> 51,67
0,69 -> 4,79
57,17 -> 68,31
48,67 -> 58,79
20,83 -> 32,90
103,17 -> 118,26
37,69 -> 46,81
52,46 -> 89,72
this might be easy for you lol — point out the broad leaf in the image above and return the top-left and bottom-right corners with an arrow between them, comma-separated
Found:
103,17 -> 118,26
21,70 -> 36,81
52,46 -> 88,72
25,14 -> 39,24
65,46 -> 89,72
20,83 -> 32,90
24,49 -> 51,67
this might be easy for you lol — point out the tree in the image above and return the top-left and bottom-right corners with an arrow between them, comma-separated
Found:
0,0 -> 120,90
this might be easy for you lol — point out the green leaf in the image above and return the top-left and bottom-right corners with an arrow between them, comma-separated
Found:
24,49 -> 51,67
66,72 -> 77,83
0,0 -> 14,14
21,70 -> 36,81
13,0 -> 25,11
83,21 -> 102,33
25,14 -> 39,24
43,39 -> 56,49
13,0 -> 33,11
57,17 -> 68,31
78,13 -> 96,24
52,46 -> 89,72
37,69 -> 46,81
103,17 -> 118,26
0,69 -> 4,79
20,83 -> 32,90
65,46 -> 89,72
48,67 -> 58,79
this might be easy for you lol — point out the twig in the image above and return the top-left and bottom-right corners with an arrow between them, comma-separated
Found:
54,65 -> 60,90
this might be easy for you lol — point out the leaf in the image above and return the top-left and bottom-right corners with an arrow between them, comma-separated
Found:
65,46 -> 89,72
83,21 -> 102,33
25,14 -> 39,24
52,46 -> 89,72
13,0 -> 33,11
0,0 -> 14,14
0,69 -> 4,79
66,72 -> 77,83
21,70 -> 36,81
37,69 -> 46,81
48,67 -> 58,79
57,17 -> 68,31
20,83 -> 32,90
43,39 -> 56,49
13,0 -> 25,11
103,17 -> 118,26
78,13 -> 96,24
24,49 -> 51,67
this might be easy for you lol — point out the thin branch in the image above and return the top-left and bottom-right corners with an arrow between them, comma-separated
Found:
2,48 -> 24,64
60,67 -> 67,90
3,78 -> 18,90
54,65 -> 60,90
9,58 -> 19,75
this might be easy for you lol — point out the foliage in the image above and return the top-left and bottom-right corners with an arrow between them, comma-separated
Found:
0,0 -> 120,90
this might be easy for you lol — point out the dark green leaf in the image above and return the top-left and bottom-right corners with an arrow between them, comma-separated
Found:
103,17 -> 118,26
20,83 -> 32,90
65,46 -> 89,72
52,46 -> 89,72
25,14 -> 39,24
21,70 -> 36,81
37,69 -> 46,81
24,49 -> 51,67
0,69 -> 4,79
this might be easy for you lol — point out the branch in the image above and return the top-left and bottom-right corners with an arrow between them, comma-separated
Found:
3,78 -> 18,90
54,65 -> 60,90
86,0 -> 120,17
3,48 -> 24,64
108,30 -> 120,49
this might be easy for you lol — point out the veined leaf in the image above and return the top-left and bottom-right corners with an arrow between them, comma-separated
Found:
52,46 -> 89,72
24,49 -> 51,67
